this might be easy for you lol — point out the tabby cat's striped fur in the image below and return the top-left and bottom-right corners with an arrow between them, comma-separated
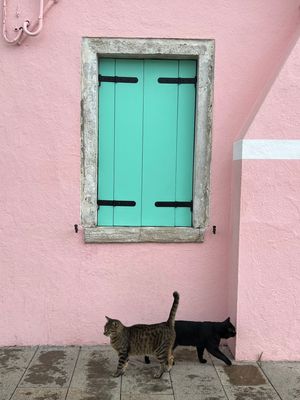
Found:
104,291 -> 179,378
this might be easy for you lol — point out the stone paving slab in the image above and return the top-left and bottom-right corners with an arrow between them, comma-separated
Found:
214,362 -> 281,400
1,345 -> 300,400
11,387 -> 67,400
171,363 -> 227,400
260,362 -> 300,400
212,347 -> 281,400
122,395 -> 174,400
222,385 -> 281,400
19,346 -> 79,389
121,357 -> 173,396
0,347 -> 37,400
171,347 -> 227,400
67,346 -> 120,400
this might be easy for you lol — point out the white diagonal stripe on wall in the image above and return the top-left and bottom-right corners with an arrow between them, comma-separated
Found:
233,139 -> 300,160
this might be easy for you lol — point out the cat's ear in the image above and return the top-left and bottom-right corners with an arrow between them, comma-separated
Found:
105,316 -> 111,321
225,317 -> 230,322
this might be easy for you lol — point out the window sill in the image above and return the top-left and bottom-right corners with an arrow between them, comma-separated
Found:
84,227 -> 204,243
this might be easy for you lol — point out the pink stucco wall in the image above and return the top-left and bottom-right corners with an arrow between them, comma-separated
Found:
234,159 -> 300,361
229,36 -> 300,360
246,35 -> 300,140
1,0 -> 299,359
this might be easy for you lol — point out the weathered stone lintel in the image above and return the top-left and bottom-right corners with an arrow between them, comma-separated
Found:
86,37 -> 212,58
84,227 -> 205,243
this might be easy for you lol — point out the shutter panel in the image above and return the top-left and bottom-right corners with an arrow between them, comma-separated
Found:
113,59 -> 143,226
142,59 -> 195,227
142,60 -> 178,226
175,60 -> 196,226
98,59 -> 115,226
98,59 -> 143,226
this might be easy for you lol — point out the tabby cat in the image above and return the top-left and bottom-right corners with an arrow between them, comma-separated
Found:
104,291 -> 179,378
145,317 -> 236,366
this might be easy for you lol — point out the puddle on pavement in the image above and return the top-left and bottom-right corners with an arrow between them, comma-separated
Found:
38,351 -> 66,365
173,347 -> 198,362
0,348 -> 23,368
84,350 -> 118,399
23,350 -> 67,386
132,366 -> 171,393
224,364 -> 266,386
86,350 -> 111,381
14,389 -> 63,400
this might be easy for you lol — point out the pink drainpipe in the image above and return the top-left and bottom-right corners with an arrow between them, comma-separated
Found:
2,0 -> 24,44
2,0 -> 58,45
22,0 -> 44,36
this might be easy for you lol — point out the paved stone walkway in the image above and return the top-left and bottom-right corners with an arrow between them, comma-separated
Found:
1,345 -> 300,400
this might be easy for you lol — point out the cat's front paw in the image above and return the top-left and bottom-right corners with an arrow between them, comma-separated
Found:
169,355 -> 175,366
225,360 -> 232,366
199,358 -> 207,364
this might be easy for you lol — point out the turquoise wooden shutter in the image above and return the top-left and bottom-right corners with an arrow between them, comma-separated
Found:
98,59 -> 143,226
175,60 -> 196,226
98,58 -> 196,227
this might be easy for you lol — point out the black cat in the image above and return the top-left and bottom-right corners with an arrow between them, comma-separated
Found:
145,317 -> 236,366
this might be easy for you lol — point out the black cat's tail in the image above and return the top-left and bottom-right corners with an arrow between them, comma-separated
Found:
167,291 -> 179,327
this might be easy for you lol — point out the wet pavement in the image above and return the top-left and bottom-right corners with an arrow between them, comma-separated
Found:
1,345 -> 300,400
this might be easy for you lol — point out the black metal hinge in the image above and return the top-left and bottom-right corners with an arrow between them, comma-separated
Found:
97,200 -> 136,207
98,75 -> 138,85
155,201 -> 193,210
158,77 -> 197,85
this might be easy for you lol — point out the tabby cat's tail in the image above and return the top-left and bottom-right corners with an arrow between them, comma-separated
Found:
167,291 -> 179,327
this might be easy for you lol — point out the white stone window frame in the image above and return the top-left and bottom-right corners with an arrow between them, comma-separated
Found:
81,38 -> 214,243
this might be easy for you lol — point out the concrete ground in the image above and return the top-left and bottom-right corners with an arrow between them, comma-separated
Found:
1,345 -> 300,400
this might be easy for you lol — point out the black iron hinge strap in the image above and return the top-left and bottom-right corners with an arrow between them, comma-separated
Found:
158,77 -> 197,84
155,201 -> 193,210
97,200 -> 136,207
99,75 -> 138,85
